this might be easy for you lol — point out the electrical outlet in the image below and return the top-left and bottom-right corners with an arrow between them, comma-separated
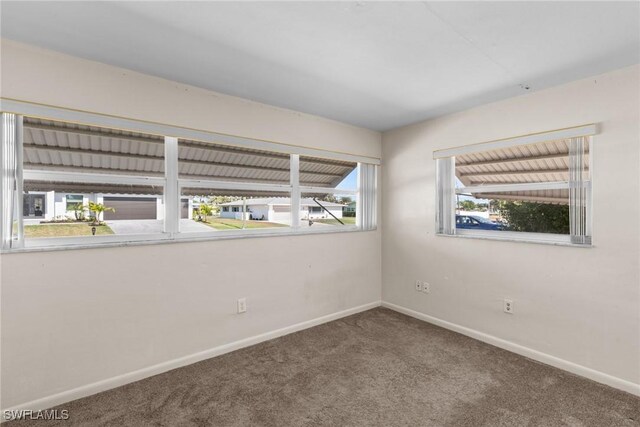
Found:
237,298 -> 247,314
415,280 -> 423,292
503,298 -> 514,314
422,282 -> 430,293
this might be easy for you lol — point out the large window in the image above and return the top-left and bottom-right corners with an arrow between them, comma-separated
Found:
434,125 -> 595,246
0,105 -> 378,251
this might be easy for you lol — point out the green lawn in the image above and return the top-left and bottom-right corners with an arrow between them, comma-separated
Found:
200,217 -> 288,231
25,223 -> 114,238
313,217 -> 356,226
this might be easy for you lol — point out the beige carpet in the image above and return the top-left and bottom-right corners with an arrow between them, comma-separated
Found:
7,308 -> 640,426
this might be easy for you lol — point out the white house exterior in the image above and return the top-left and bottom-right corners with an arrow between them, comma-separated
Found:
219,198 -> 344,223
24,191 -> 193,222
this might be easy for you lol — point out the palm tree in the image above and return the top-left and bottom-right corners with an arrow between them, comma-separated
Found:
197,203 -> 213,223
88,202 -> 115,225
69,203 -> 87,221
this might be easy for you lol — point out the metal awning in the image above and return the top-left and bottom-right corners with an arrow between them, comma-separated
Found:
456,138 -> 589,205
23,117 -> 356,193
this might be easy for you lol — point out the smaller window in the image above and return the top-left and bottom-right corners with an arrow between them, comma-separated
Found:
434,125 -> 595,245
66,194 -> 84,210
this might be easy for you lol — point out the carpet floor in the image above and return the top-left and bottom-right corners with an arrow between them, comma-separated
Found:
7,308 -> 640,426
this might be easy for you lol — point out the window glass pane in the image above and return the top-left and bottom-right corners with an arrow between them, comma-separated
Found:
455,138 -> 589,187
300,192 -> 356,228
298,158 -> 358,228
299,155 -> 357,188
455,189 -> 569,235
178,140 -> 290,184
23,117 -> 165,176
180,188 -> 291,232
23,180 -> 164,238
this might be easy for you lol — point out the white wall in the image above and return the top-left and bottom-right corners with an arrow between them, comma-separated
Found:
0,40 -> 382,409
382,65 -> 640,388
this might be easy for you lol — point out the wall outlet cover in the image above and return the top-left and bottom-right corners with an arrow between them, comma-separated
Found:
237,298 -> 247,314
504,298 -> 514,314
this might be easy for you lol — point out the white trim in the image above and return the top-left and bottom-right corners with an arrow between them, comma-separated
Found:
381,302 -> 640,396
23,170 -> 165,187
440,229 -> 592,247
24,233 -> 171,248
1,98 -> 381,165
456,181 -> 574,194
433,124 -> 598,159
179,179 -> 291,193
7,224 -> 367,254
176,227 -> 295,241
437,232 -> 590,247
299,186 -> 357,195
1,301 -> 381,415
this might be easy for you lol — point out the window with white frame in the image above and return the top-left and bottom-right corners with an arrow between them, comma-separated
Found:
299,155 -> 359,228
434,125 -> 595,245
177,138 -> 293,233
0,104 -> 378,251
20,117 -> 166,243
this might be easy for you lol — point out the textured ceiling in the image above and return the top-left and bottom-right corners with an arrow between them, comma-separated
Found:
2,1 -> 639,131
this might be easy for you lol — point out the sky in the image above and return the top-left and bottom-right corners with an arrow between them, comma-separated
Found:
336,168 -> 357,190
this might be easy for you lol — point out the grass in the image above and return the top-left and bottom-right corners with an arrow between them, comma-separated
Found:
313,217 -> 356,226
199,217 -> 288,231
25,223 -> 115,238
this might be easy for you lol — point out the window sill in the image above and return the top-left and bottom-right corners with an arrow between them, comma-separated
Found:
2,225 -> 372,254
436,230 -> 592,248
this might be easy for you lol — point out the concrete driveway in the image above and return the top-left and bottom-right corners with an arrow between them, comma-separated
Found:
106,219 -> 213,235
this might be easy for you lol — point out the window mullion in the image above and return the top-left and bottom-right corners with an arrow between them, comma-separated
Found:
164,136 -> 179,235
290,154 -> 300,229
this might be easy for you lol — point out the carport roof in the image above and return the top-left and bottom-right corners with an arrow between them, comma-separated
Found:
23,117 -> 356,191
456,137 -> 589,205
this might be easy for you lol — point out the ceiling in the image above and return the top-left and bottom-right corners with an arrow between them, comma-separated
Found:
1,1 -> 638,131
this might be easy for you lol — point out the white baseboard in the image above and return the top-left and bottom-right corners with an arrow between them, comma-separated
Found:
2,301 -> 381,417
381,301 -> 640,397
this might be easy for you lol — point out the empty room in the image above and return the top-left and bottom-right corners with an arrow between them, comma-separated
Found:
0,1 -> 638,425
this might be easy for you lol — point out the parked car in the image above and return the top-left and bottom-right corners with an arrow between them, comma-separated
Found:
456,215 -> 504,230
